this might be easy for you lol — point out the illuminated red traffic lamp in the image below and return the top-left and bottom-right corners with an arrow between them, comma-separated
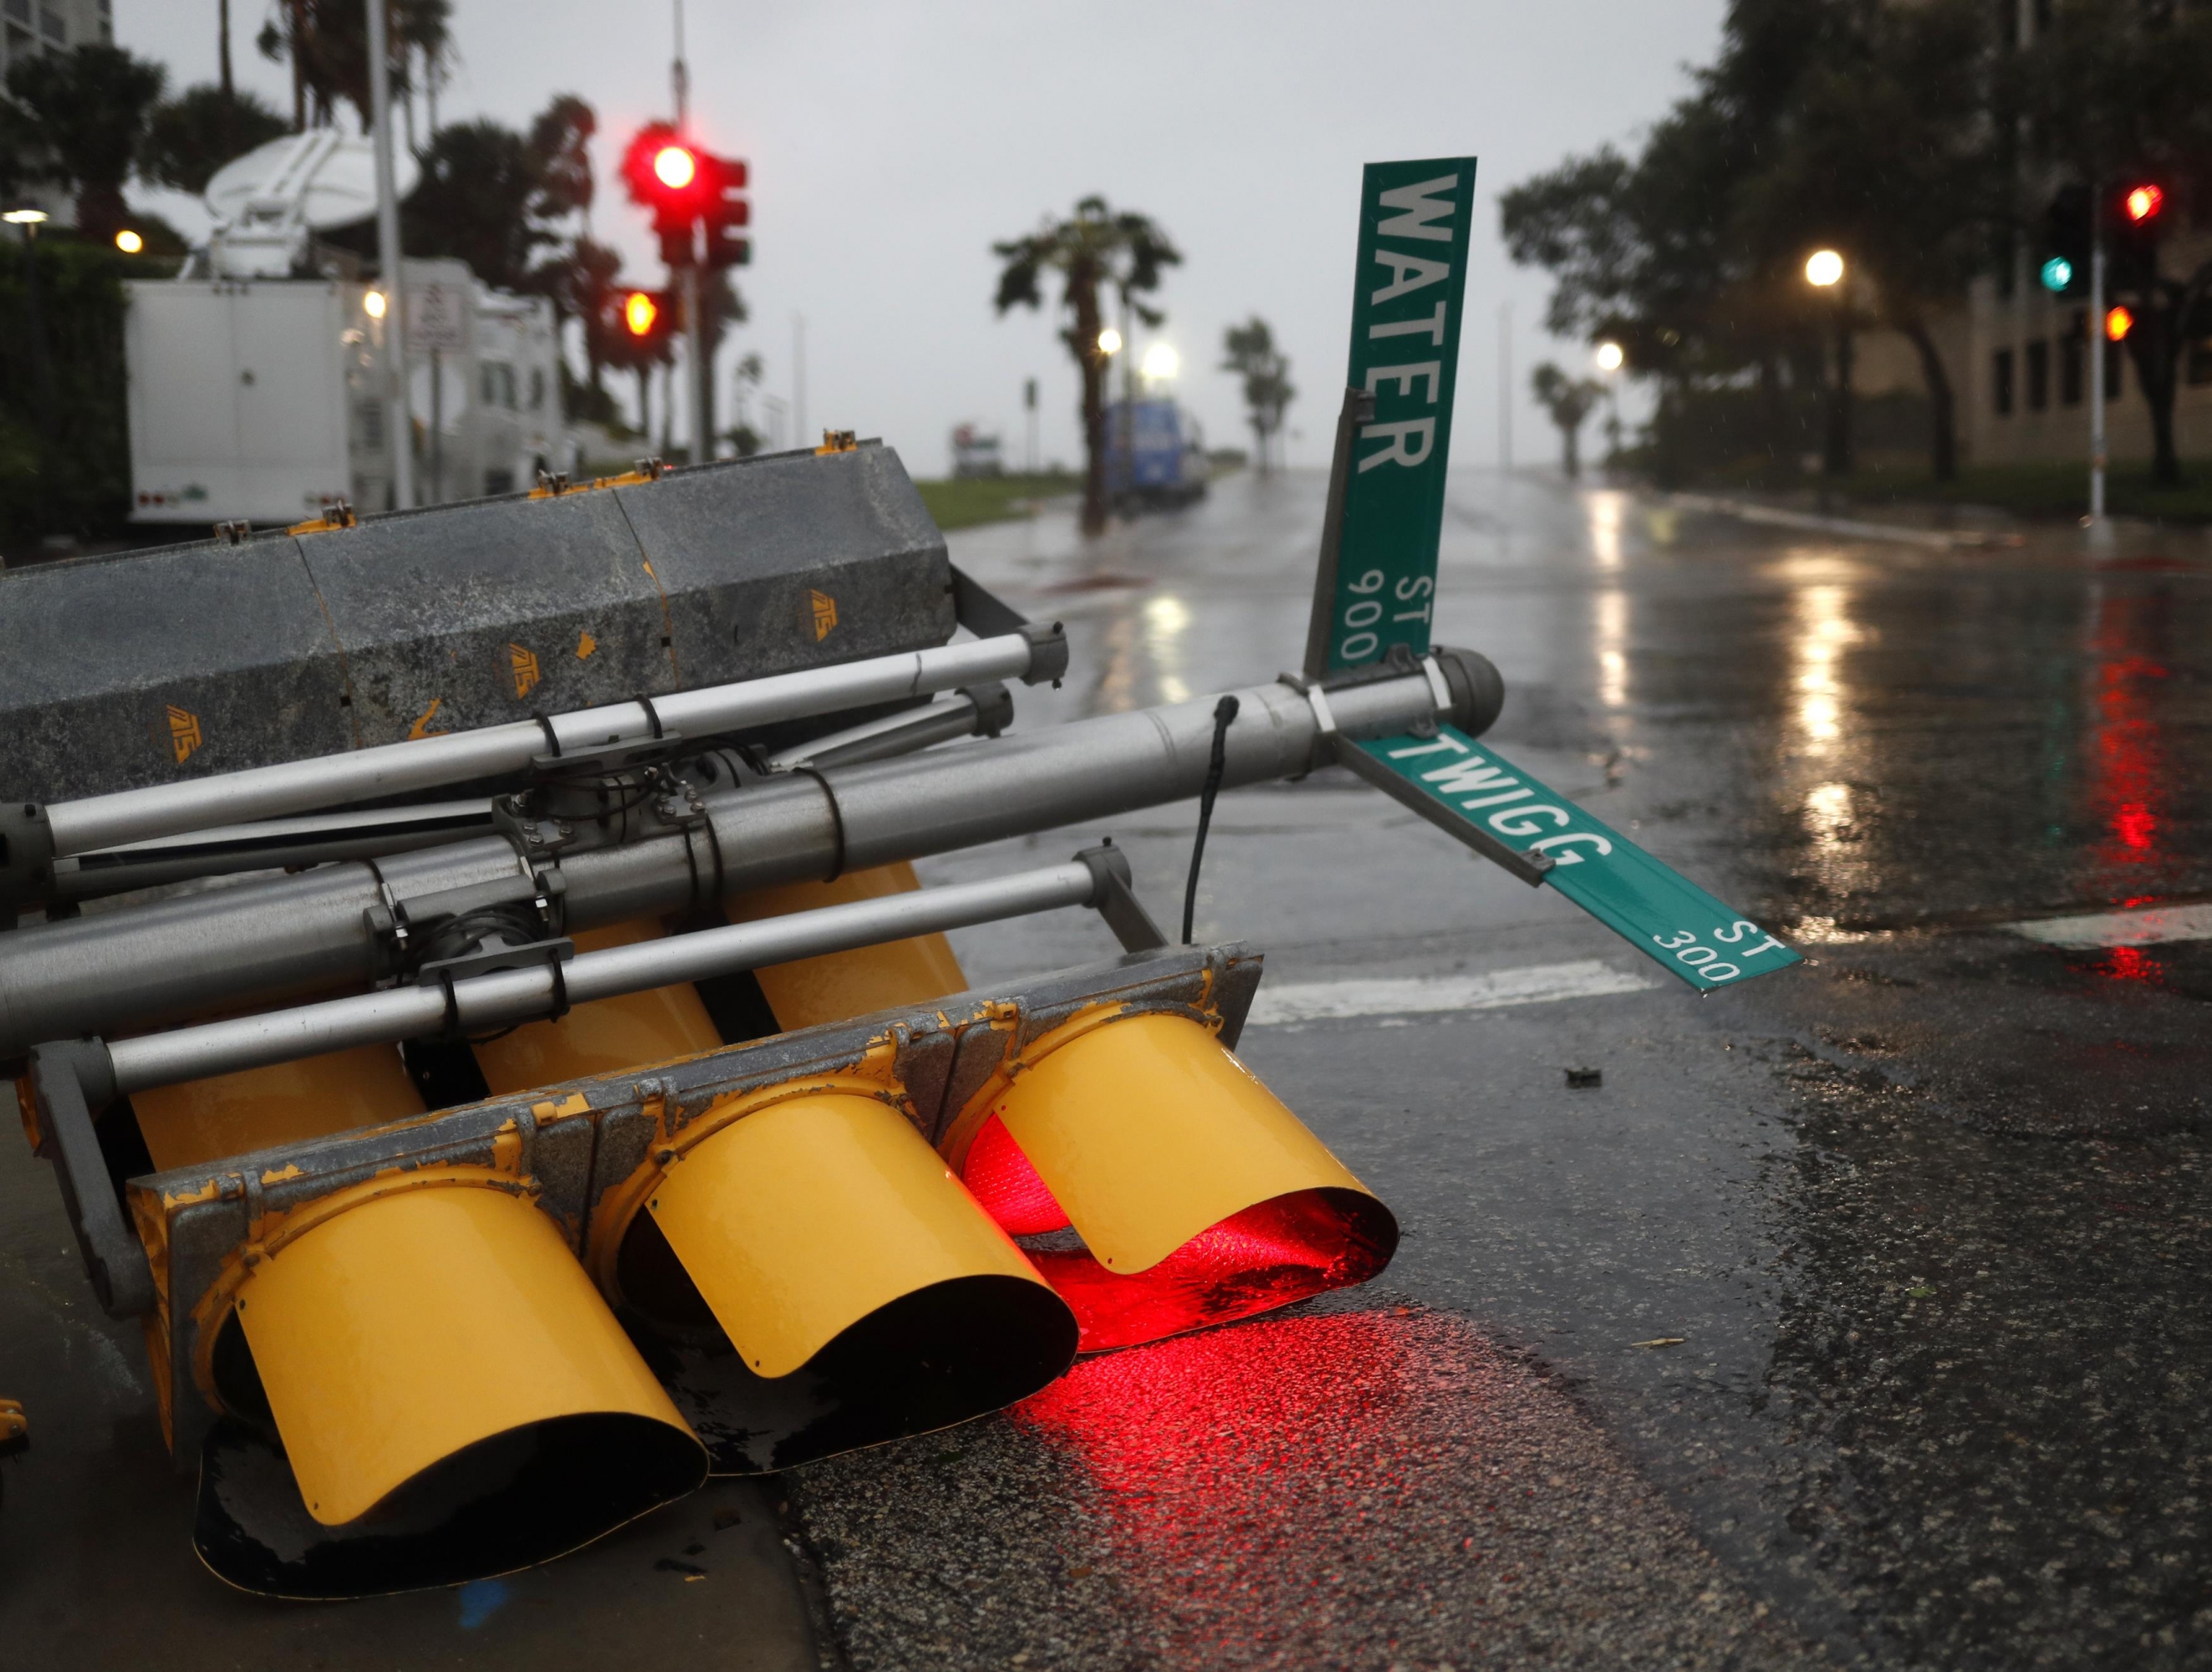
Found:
652,143 -> 698,191
2123,182 -> 2164,225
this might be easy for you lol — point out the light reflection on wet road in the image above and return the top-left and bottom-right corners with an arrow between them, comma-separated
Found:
814,467 -> 2212,1669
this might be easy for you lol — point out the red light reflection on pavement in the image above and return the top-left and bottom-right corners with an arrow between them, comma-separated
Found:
2086,594 -> 2171,879
1012,1310 -> 1462,1655
2105,946 -> 2164,984
961,1114 -> 1396,1350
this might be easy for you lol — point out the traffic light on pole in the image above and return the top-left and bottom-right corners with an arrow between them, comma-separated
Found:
702,153 -> 751,268
611,287 -> 675,351
623,122 -> 708,267
2111,177 -> 2166,294
2041,183 -> 2089,296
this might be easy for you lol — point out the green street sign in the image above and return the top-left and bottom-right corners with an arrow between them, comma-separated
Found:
1304,156 -> 1478,677
1348,726 -> 1802,991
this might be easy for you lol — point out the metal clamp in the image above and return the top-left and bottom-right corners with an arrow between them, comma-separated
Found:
1075,841 -> 1170,953
25,1039 -> 154,1319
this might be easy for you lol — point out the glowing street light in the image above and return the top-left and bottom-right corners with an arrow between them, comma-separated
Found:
1097,327 -> 1123,356
363,289 -> 388,319
2,206 -> 49,225
1805,248 -> 1845,288
1140,341 -> 1180,382
1593,340 -> 1624,373
114,228 -> 144,254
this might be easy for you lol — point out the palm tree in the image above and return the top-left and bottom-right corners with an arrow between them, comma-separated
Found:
141,84 -> 290,196
3,45 -> 167,241
1221,317 -> 1295,475
993,196 -> 1180,534
1531,362 -> 1604,481
256,0 -> 451,132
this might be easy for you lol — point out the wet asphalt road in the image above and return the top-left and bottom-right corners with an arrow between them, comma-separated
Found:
7,466 -> 2211,1668
847,468 -> 2212,1669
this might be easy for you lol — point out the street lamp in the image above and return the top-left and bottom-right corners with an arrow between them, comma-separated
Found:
2,206 -> 48,225
1097,327 -> 1122,357
1805,249 -> 1852,482
1140,341 -> 1179,385
363,289 -> 389,319
1593,341 -> 1624,373
114,228 -> 144,254
1593,342 -> 1625,466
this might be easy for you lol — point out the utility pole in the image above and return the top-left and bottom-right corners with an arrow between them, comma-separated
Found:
2088,176 -> 2108,529
366,0 -> 414,509
1498,301 -> 1512,476
674,1 -> 708,466
793,314 -> 807,446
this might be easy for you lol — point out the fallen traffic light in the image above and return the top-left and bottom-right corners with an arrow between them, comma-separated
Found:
947,1008 -> 1398,1350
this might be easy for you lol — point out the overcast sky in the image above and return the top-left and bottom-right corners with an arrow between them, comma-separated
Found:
115,1 -> 1725,478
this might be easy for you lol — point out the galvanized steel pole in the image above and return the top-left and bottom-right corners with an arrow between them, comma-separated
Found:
365,0 -> 415,510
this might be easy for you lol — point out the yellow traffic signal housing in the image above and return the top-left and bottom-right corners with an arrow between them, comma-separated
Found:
468,910 -> 1077,1476
27,922 -> 1391,1593
942,1008 -> 1398,1351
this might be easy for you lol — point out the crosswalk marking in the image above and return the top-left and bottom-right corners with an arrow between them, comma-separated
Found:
1245,960 -> 1659,1027
2006,902 -> 2212,951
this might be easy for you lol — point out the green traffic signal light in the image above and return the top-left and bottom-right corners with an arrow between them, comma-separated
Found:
2041,256 -> 2074,293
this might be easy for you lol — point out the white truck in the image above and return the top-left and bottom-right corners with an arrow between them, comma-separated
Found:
125,132 -> 567,528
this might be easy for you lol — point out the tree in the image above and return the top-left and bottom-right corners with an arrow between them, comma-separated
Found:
140,84 -> 290,196
1221,317 -> 1294,474
1730,0 -> 2003,481
993,196 -> 1180,533
725,354 -> 765,456
1531,363 -> 1604,480
2016,0 -> 2212,486
2,45 -> 166,242
255,0 -> 451,132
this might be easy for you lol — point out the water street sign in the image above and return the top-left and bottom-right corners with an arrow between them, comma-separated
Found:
1306,157 -> 1478,676
1349,726 -> 1803,991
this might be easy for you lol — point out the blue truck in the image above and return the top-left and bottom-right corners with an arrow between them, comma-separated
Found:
1102,399 -> 1208,510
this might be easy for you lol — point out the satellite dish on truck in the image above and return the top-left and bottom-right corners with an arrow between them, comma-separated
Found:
201,130 -> 420,278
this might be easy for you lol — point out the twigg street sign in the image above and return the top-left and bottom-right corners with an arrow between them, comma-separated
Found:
1313,155 -> 1800,993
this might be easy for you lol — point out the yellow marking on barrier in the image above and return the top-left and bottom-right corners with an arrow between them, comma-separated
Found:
509,641 -> 543,698
576,630 -> 598,660
814,429 -> 858,455
167,705 -> 203,763
408,696 -> 447,739
259,1163 -> 305,1185
811,589 -> 838,641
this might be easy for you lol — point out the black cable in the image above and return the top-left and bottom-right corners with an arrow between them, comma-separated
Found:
1182,695 -> 1241,945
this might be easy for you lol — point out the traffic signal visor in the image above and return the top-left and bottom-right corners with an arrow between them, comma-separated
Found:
473,915 -> 1078,1475
149,1048 -> 705,1596
946,1008 -> 1399,1351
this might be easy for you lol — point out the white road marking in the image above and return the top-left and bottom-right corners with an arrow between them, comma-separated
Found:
2006,902 -> 2212,951
1245,960 -> 1659,1027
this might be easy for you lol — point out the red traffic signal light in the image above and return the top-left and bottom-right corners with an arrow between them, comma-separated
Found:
651,144 -> 697,191
622,122 -> 707,221
2124,182 -> 2164,225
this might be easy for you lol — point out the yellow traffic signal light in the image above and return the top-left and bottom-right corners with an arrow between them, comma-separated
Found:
946,1009 -> 1398,1350
2106,304 -> 2135,342
623,289 -> 659,338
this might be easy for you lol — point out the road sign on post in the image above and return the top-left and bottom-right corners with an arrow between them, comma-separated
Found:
1307,155 -> 1799,990
1305,156 -> 1478,678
